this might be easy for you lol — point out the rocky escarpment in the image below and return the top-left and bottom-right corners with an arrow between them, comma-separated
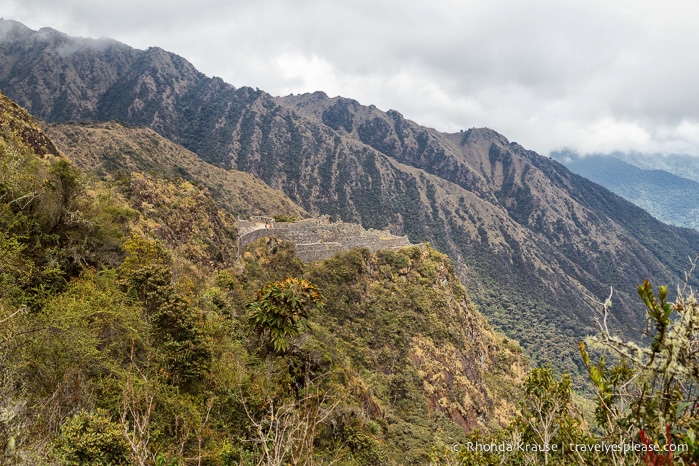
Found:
237,215 -> 412,262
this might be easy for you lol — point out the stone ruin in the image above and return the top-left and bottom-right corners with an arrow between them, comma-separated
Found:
236,215 -> 413,262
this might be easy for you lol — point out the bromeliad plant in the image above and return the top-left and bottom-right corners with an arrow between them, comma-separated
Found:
247,278 -> 324,354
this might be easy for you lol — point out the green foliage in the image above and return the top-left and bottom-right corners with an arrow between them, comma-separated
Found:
120,235 -> 172,312
155,453 -> 183,466
638,280 -> 672,355
247,277 -> 324,353
240,236 -> 304,287
304,246 -> 525,462
339,425 -> 387,465
272,214 -> 298,223
120,236 -> 211,391
432,367 -> 591,465
0,229 -> 33,306
1,134 -> 132,292
4,212 -> 520,465
51,409 -> 130,465
436,273 -> 699,465
513,367 -> 590,465
20,270 -> 140,391
579,342 -> 633,433
579,276 -> 699,464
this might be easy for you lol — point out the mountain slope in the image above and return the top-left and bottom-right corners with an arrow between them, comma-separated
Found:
615,151 -> 699,184
2,20 -> 698,378
0,91 -> 526,464
43,120 -> 308,218
553,152 -> 699,229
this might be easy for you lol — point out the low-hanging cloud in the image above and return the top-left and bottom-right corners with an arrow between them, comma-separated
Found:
5,0 -> 699,156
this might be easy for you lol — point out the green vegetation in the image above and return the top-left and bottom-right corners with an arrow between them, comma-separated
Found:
51,410 -> 130,466
428,273 -> 699,465
579,278 -> 699,464
247,277 -> 323,353
272,214 -> 299,223
2,87 -> 699,465
0,92 -> 526,464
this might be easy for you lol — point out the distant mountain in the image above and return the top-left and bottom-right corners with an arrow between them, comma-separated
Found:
2,19 -> 699,379
552,151 -> 699,229
614,152 -> 699,184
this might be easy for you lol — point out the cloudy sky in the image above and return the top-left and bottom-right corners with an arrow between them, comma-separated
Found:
3,0 -> 699,157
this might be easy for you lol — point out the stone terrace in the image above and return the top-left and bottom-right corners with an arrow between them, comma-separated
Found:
236,215 -> 413,262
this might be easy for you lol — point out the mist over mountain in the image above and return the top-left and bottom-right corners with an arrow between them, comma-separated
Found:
553,151 -> 699,230
612,152 -> 699,184
2,19 -> 698,378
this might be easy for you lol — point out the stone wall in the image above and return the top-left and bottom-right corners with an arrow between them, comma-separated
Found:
238,227 -> 279,251
236,217 -> 275,237
294,242 -> 343,262
236,216 -> 412,262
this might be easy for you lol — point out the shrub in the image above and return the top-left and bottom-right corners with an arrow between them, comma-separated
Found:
51,409 -> 130,465
580,272 -> 699,464
247,278 -> 323,353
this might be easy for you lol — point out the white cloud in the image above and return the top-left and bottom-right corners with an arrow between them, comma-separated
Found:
3,0 -> 699,156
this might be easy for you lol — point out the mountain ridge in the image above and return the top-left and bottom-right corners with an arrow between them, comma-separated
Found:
2,19 -> 698,378
43,120 -> 308,219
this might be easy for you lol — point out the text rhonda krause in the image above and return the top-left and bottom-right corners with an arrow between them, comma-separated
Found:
452,442 -> 689,455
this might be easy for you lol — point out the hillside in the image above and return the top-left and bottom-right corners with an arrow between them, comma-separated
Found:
0,90 -> 527,464
44,120 -> 308,219
553,151 -> 699,230
2,19 -> 699,379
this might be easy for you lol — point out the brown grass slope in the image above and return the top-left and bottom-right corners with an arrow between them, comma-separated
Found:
43,121 -> 307,219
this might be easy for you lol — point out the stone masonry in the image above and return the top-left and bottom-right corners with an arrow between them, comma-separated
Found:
236,215 -> 413,262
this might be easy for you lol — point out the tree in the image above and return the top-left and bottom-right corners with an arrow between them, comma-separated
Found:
51,409 -> 130,466
247,278 -> 324,354
519,367 -> 581,464
120,236 -> 211,391
241,376 -> 342,466
580,265 -> 699,465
